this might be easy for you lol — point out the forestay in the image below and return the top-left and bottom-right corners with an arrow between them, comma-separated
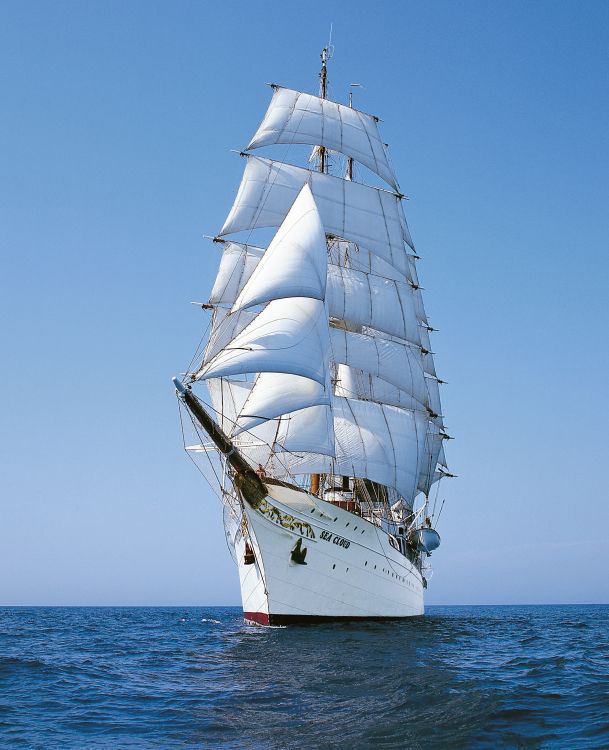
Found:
247,86 -> 399,190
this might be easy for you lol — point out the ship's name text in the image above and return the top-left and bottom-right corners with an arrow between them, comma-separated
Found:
319,530 -> 351,549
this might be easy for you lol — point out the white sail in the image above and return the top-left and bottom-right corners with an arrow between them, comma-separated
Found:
437,443 -> 448,469
206,376 -> 252,434
234,373 -> 330,434
210,239 -> 413,308
233,184 -> 327,311
210,243 -> 264,307
199,297 -> 330,385
418,326 -> 437,377
334,364 -> 427,413
219,156 -> 413,274
425,374 -> 443,422
413,288 -> 429,326
236,395 -> 430,503
203,307 -> 257,365
275,404 -> 335,456
208,243 -> 422,346
190,71 -> 448,509
236,403 -> 335,465
333,397 -> 429,503
327,265 -> 422,345
329,239 -> 411,283
247,86 -> 399,190
329,327 -> 427,403
416,431 -> 446,495
207,373 -> 432,502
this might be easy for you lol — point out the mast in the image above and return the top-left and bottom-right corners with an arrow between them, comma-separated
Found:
318,47 -> 329,174
311,45 -> 330,496
346,89 -> 354,181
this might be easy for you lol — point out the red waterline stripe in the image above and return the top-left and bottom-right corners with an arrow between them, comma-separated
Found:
243,611 -> 422,626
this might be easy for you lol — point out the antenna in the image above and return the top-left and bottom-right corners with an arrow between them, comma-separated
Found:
348,82 -> 364,108
346,83 -> 363,180
327,22 -> 334,60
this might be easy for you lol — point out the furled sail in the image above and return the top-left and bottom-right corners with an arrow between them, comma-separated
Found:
219,156 -> 414,274
246,85 -> 399,190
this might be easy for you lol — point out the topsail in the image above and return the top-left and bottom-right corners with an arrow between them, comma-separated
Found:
247,85 -> 400,190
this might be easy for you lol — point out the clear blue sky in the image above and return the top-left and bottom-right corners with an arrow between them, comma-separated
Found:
1,0 -> 608,606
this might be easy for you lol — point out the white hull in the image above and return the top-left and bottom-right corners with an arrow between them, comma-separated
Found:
227,482 -> 424,625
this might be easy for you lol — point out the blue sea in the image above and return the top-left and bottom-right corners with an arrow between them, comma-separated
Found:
1,605 -> 608,749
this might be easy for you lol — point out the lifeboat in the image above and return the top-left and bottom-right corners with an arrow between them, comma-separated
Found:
410,527 -> 441,553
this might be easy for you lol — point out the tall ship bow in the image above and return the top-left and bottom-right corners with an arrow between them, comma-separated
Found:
174,49 -> 453,625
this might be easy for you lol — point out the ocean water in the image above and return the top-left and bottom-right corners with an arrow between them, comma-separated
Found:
1,606 -> 608,749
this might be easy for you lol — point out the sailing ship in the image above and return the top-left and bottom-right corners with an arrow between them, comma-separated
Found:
173,48 -> 452,624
